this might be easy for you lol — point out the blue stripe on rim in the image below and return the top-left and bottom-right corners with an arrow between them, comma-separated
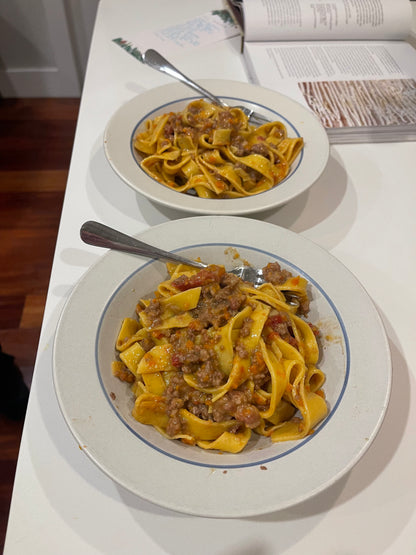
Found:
129,95 -> 304,195
95,242 -> 349,469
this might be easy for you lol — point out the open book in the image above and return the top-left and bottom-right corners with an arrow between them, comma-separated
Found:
228,0 -> 416,143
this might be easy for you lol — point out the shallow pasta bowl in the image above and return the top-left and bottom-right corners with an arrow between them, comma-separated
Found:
53,216 -> 391,518
103,80 -> 329,215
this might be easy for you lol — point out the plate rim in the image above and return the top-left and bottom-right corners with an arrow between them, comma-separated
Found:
103,80 -> 330,215
53,216 -> 391,517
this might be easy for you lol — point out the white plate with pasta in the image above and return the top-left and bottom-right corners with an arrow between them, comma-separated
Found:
53,216 -> 391,517
103,80 -> 329,215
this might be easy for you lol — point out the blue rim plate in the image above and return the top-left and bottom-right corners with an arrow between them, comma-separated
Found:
53,216 -> 391,517
103,80 -> 329,215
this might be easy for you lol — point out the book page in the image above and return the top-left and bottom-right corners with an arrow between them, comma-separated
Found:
241,0 -> 412,42
244,41 -> 416,133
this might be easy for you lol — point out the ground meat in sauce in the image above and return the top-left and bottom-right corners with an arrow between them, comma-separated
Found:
250,142 -> 270,157
172,264 -> 225,291
171,330 -> 225,388
191,271 -> 247,329
239,317 -> 253,338
298,297 -> 310,316
266,312 -> 298,347
235,342 -> 249,359
230,135 -> 250,157
261,262 -> 310,316
164,373 -> 212,436
252,366 -> 271,389
217,110 -> 236,129
112,365 -> 135,383
141,298 -> 163,328
139,334 -> 155,352
118,264 -> 317,439
135,99 -> 303,201
262,262 -> 292,285
153,267 -> 260,436
169,328 -> 224,389
194,359 -> 224,388
211,390 -> 262,429
163,106 -> 244,148
234,162 -> 263,183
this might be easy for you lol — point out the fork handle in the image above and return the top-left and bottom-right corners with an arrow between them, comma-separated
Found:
80,221 -> 207,269
143,49 -> 227,108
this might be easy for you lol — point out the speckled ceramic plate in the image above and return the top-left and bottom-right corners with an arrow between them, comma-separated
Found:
103,80 -> 329,215
53,216 -> 391,517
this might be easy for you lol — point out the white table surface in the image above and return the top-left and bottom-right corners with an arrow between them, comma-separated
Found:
4,1 -> 416,553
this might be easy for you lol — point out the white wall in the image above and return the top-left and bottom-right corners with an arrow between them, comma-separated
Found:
0,0 -> 99,97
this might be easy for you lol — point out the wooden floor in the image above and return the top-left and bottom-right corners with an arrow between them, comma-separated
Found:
0,97 -> 80,551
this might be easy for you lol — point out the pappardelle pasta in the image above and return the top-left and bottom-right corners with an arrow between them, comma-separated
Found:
112,261 -> 328,454
133,100 -> 304,199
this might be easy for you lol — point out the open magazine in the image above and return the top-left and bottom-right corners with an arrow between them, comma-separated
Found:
227,0 -> 416,143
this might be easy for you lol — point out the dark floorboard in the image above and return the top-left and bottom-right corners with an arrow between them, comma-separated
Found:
0,97 -> 80,551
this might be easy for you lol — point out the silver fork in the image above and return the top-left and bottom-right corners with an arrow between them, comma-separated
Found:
142,48 -> 270,127
80,221 -> 266,286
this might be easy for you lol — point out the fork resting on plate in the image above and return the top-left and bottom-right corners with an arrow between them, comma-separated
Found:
142,48 -> 271,127
80,220 -> 267,286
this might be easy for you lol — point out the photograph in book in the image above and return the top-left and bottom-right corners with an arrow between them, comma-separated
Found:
298,78 -> 416,129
